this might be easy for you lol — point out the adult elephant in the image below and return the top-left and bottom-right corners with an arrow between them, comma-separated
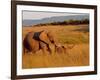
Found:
23,30 -> 56,54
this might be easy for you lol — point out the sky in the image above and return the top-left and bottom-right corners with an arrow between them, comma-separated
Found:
22,11 -> 88,20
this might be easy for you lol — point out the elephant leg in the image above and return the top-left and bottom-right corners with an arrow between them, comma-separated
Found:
39,41 -> 52,54
41,47 -> 47,55
39,41 -> 47,54
46,44 -> 52,54
31,48 -> 38,54
31,50 -> 35,54
55,45 -> 57,53
48,47 -> 52,54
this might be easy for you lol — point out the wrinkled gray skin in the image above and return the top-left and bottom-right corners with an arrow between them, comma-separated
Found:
23,30 -> 56,54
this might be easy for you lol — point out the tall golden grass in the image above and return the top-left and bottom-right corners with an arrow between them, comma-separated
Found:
22,24 -> 89,69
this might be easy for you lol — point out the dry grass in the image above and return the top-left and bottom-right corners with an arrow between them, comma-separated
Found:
22,24 -> 89,69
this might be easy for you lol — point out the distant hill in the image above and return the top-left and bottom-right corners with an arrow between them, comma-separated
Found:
23,14 -> 89,26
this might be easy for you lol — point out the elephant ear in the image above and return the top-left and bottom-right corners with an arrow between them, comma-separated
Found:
39,30 -> 50,44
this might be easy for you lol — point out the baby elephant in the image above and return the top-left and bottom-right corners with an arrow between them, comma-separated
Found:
55,44 -> 75,54
55,44 -> 67,54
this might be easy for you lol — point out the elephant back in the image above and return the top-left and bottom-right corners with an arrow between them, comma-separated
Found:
39,30 -> 51,45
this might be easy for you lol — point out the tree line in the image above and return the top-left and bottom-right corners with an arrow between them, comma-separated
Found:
33,19 -> 89,26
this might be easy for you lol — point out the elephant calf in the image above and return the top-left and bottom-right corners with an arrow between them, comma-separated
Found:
55,44 -> 75,54
55,44 -> 67,54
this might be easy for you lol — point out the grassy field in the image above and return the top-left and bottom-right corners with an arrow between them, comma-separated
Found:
22,24 -> 89,69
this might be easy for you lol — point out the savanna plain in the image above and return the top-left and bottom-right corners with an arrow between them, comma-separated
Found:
22,24 -> 89,69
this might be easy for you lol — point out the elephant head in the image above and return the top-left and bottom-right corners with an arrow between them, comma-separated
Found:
55,44 -> 67,54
